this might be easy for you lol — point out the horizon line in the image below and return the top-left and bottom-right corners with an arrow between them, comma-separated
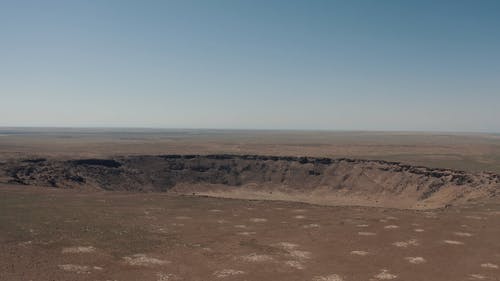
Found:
0,126 -> 498,135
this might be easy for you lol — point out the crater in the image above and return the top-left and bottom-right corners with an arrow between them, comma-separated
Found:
2,154 -> 499,209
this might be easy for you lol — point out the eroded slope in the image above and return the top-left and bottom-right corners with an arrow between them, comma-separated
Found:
1,155 -> 499,209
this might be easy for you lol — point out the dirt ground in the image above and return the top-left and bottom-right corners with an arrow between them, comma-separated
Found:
1,185 -> 499,281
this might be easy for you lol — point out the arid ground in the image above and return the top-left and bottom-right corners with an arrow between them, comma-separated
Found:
1,128 -> 500,173
1,129 -> 500,281
1,186 -> 499,281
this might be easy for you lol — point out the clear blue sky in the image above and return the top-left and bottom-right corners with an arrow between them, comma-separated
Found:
1,0 -> 499,132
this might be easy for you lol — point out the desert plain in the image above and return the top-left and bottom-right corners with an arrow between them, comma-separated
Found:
1,128 -> 500,281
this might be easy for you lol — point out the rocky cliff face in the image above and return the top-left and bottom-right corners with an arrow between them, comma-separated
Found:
1,155 -> 499,209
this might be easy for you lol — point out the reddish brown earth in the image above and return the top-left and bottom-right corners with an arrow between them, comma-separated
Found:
1,185 -> 500,281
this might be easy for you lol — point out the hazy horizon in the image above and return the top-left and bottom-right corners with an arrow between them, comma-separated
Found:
2,0 -> 500,132
1,126 -> 499,135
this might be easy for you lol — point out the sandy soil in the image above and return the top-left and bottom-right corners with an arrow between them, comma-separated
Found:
1,185 -> 499,281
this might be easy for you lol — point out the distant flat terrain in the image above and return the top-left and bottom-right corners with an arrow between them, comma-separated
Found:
1,128 -> 500,173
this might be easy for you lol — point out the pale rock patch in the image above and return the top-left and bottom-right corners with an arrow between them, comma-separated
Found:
58,264 -> 91,274
469,274 -> 487,280
274,242 -> 300,250
374,269 -> 398,280
241,253 -> 274,262
289,250 -> 311,260
350,250 -> 369,256
384,225 -> 399,229
18,241 -> 33,247
284,260 -> 305,270
303,224 -> 320,229
294,215 -> 306,219
405,257 -> 426,264
481,263 -> 498,269
62,246 -> 96,254
444,240 -> 464,245
358,232 -> 377,236
454,232 -> 473,237
153,227 -> 169,234
237,231 -> 256,236
156,272 -> 179,281
249,218 -> 267,223
312,274 -> 344,281
465,216 -> 484,220
392,239 -> 419,248
175,216 -> 191,220
213,269 -> 245,278
123,254 -> 169,266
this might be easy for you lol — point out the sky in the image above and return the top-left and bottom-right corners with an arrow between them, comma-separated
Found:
1,0 -> 499,132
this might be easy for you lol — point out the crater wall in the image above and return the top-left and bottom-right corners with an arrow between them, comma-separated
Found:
1,155 -> 499,209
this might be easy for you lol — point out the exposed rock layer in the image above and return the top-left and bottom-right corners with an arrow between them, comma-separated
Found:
1,155 -> 499,209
